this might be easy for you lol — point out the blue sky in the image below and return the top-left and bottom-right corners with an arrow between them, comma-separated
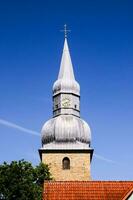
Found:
0,0 -> 132,180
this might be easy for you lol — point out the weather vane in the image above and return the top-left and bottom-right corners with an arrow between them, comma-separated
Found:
60,24 -> 71,38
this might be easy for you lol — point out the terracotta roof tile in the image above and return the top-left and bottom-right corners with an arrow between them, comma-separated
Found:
43,181 -> 133,200
121,187 -> 133,200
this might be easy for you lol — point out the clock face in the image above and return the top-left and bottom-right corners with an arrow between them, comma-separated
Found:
62,98 -> 70,107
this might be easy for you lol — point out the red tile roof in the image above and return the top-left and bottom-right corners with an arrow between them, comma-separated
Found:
43,181 -> 133,200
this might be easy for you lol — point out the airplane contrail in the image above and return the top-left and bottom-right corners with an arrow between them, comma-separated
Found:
0,118 -> 40,137
94,153 -> 118,164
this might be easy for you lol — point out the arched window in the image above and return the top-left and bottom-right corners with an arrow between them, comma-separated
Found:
62,157 -> 70,170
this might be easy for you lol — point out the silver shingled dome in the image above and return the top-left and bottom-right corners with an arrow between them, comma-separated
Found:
41,115 -> 91,149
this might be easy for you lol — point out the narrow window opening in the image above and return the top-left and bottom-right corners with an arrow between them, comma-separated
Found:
74,104 -> 77,109
62,157 -> 70,170
55,104 -> 58,109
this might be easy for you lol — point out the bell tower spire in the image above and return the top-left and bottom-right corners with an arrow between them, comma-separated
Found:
58,38 -> 75,81
53,33 -> 80,117
39,27 -> 93,181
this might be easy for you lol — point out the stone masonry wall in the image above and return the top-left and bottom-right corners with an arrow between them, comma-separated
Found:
42,152 -> 91,181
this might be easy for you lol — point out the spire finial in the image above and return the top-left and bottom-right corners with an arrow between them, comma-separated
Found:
61,24 -> 71,38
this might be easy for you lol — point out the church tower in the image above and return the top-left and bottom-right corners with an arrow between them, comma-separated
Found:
39,31 -> 93,181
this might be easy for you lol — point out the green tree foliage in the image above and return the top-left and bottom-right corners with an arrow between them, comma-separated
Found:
0,160 -> 52,200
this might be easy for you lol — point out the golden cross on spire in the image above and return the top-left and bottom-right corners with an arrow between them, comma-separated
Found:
61,24 -> 71,38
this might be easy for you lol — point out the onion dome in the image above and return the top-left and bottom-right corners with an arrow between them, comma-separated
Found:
41,115 -> 91,149
53,38 -> 80,96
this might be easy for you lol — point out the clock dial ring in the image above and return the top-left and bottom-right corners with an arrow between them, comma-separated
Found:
62,98 -> 71,107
